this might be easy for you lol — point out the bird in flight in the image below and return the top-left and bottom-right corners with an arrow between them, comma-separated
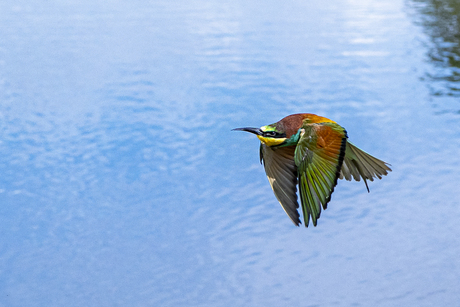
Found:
233,113 -> 391,227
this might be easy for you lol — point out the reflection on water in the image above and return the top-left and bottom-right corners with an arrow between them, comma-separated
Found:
408,0 -> 460,111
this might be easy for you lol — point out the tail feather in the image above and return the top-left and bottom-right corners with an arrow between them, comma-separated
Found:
339,141 -> 391,190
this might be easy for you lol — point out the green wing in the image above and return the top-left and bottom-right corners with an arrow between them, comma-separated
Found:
340,141 -> 392,192
294,122 -> 347,227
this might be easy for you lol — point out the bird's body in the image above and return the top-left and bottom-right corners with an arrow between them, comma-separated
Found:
233,113 -> 391,227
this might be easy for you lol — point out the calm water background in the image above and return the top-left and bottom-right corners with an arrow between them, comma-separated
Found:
1,0 -> 459,306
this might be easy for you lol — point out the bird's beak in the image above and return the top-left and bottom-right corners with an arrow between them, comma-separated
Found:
232,127 -> 263,136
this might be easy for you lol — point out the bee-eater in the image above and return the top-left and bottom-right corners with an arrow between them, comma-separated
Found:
233,113 -> 391,227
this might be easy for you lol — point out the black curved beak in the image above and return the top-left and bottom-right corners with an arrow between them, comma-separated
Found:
232,127 -> 263,136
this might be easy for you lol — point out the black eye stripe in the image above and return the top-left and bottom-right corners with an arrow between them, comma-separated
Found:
263,131 -> 286,138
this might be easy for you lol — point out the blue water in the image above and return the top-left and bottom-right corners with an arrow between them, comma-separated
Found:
1,0 -> 459,306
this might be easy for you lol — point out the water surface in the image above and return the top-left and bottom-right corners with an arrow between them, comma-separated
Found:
0,0 -> 459,306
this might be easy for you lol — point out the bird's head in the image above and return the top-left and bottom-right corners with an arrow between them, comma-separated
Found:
232,125 -> 287,147
233,114 -> 306,147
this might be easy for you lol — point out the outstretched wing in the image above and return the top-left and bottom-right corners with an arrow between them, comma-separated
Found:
294,122 -> 347,227
340,141 -> 392,192
260,144 -> 300,226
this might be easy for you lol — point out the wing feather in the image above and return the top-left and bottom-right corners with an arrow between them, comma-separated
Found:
260,144 -> 300,225
294,122 -> 347,227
